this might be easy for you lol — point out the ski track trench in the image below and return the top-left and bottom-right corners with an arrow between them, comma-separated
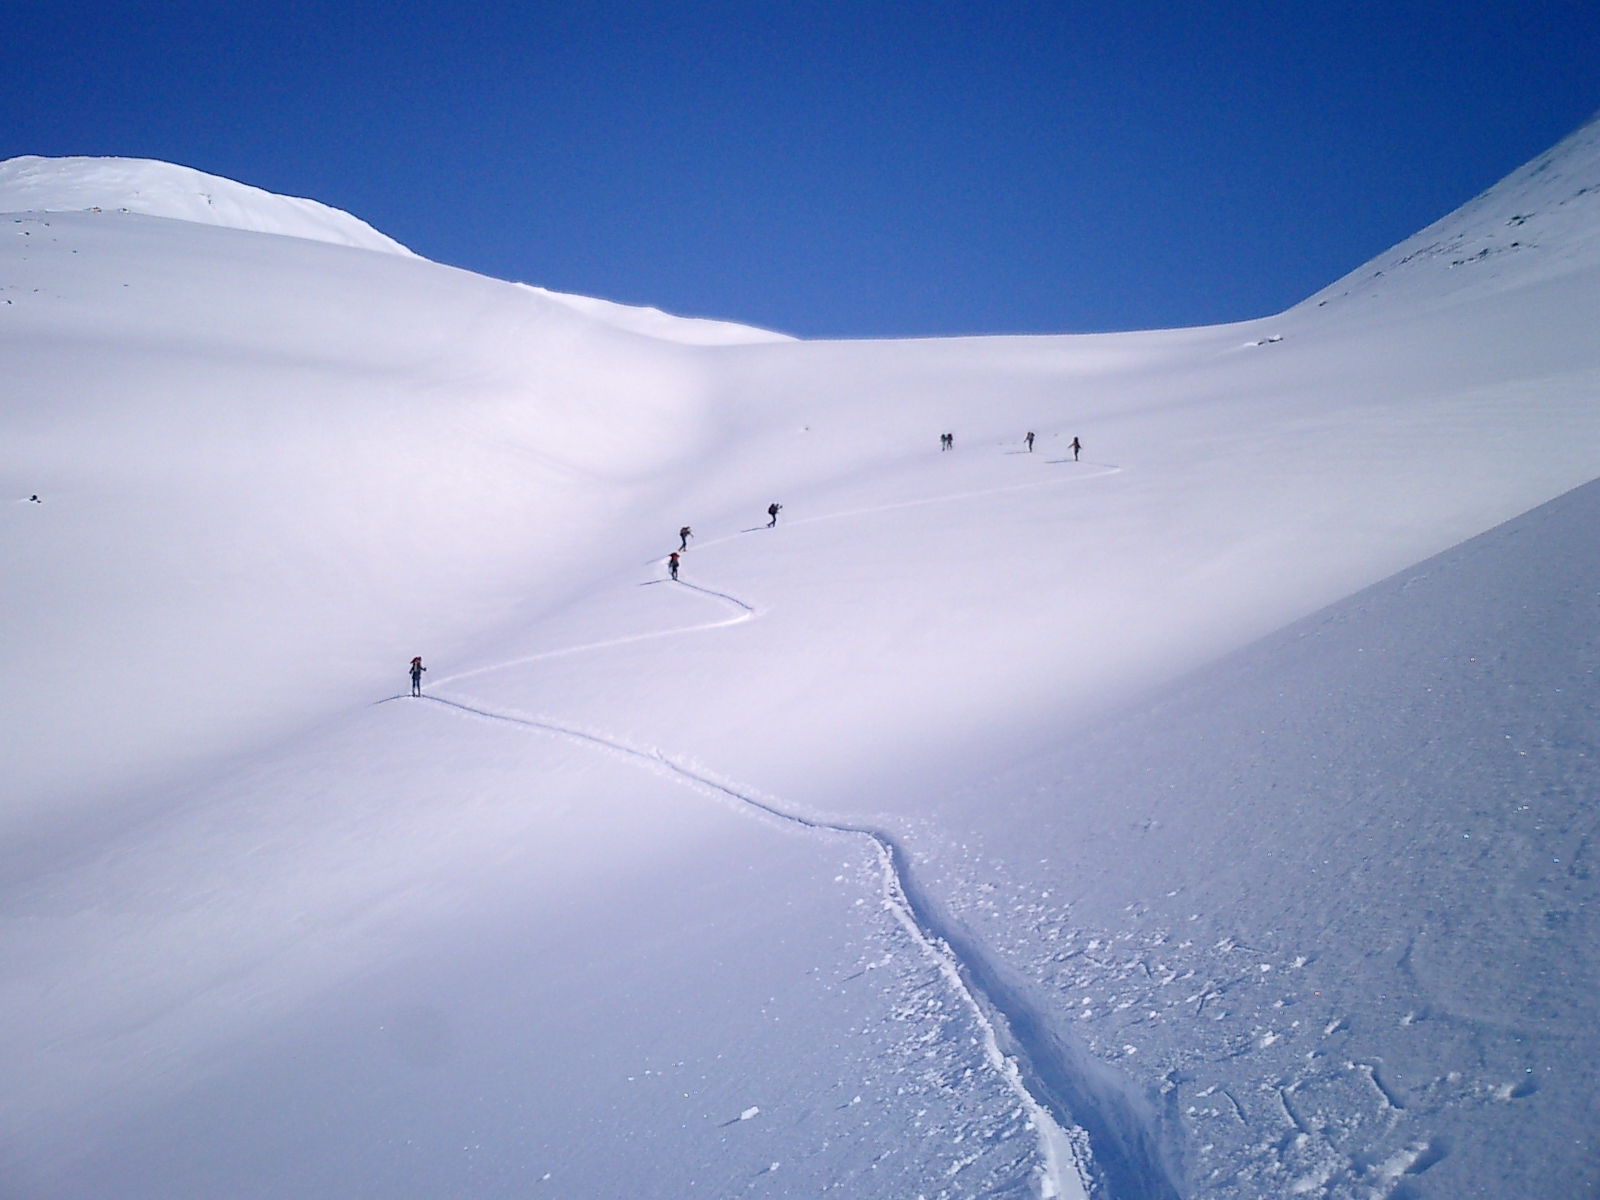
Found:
393,463 -> 1182,1200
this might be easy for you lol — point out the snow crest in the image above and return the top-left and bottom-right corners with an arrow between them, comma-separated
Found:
518,285 -> 793,346
0,155 -> 415,256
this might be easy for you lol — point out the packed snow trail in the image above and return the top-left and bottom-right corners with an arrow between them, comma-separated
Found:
680,460 -> 1122,556
401,548 -> 1179,1200
418,690 -> 1178,1200
429,579 -> 758,689
408,466 -> 1171,1199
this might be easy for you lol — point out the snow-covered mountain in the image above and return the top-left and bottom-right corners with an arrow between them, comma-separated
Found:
2,114 -> 1598,1199
0,155 -> 418,256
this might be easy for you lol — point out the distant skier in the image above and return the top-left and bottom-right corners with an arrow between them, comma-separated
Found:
1025,431 -> 1035,452
28,494 -> 40,503
668,551 -> 680,580
940,432 -> 953,451
410,656 -> 426,697
1070,436 -> 1081,461
767,502 -> 782,528
679,525 -> 693,551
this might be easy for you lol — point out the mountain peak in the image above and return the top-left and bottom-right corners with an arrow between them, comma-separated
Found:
0,155 -> 414,257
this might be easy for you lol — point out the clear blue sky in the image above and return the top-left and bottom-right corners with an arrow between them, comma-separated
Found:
5,2 -> 1598,337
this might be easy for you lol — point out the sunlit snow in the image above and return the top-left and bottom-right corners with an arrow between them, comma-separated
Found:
2,113 -> 1598,1198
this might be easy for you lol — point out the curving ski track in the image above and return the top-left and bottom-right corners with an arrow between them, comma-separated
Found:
418,690 -> 1176,1200
397,469 -> 1182,1200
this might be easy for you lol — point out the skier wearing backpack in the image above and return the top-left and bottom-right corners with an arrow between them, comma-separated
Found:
1025,431 -> 1035,452
679,525 -> 693,551
668,551 -> 680,580
767,502 -> 782,528
410,656 -> 426,697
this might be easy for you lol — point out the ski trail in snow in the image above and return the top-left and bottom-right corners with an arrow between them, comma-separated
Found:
400,459 -> 1179,1199
417,689 -> 1092,1200
428,581 -> 756,688
687,462 -> 1122,555
424,689 -> 1178,1198
441,464 -> 1120,690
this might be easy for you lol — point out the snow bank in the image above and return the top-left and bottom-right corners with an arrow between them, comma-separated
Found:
0,155 -> 416,256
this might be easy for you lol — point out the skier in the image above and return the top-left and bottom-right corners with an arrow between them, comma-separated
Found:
767,502 -> 782,528
668,551 -> 680,580
940,432 -> 953,451
1070,436 -> 1082,461
679,525 -> 693,551
409,656 -> 426,697
1025,431 -> 1035,452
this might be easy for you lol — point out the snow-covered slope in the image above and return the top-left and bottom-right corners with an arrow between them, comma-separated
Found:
519,283 -> 793,345
3,116 -> 1600,1199
1307,110 -> 1600,314
0,155 -> 790,345
930,477 -> 1600,1198
0,155 -> 417,256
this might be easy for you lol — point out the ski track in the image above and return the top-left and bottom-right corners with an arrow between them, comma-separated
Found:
439,466 -> 1119,690
683,461 -> 1122,556
429,580 -> 757,688
419,689 -> 1090,1200
395,464 -> 1185,1200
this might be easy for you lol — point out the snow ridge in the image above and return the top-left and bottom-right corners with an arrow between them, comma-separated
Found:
516,284 -> 793,346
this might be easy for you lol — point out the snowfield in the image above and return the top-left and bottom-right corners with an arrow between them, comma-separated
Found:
2,117 -> 1598,1199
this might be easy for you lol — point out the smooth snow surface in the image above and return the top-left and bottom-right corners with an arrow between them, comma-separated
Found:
3,114 -> 1600,1198
0,155 -> 416,256
519,284 -> 793,345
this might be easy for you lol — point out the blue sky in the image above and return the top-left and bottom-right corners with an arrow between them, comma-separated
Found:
5,2 -> 1598,337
